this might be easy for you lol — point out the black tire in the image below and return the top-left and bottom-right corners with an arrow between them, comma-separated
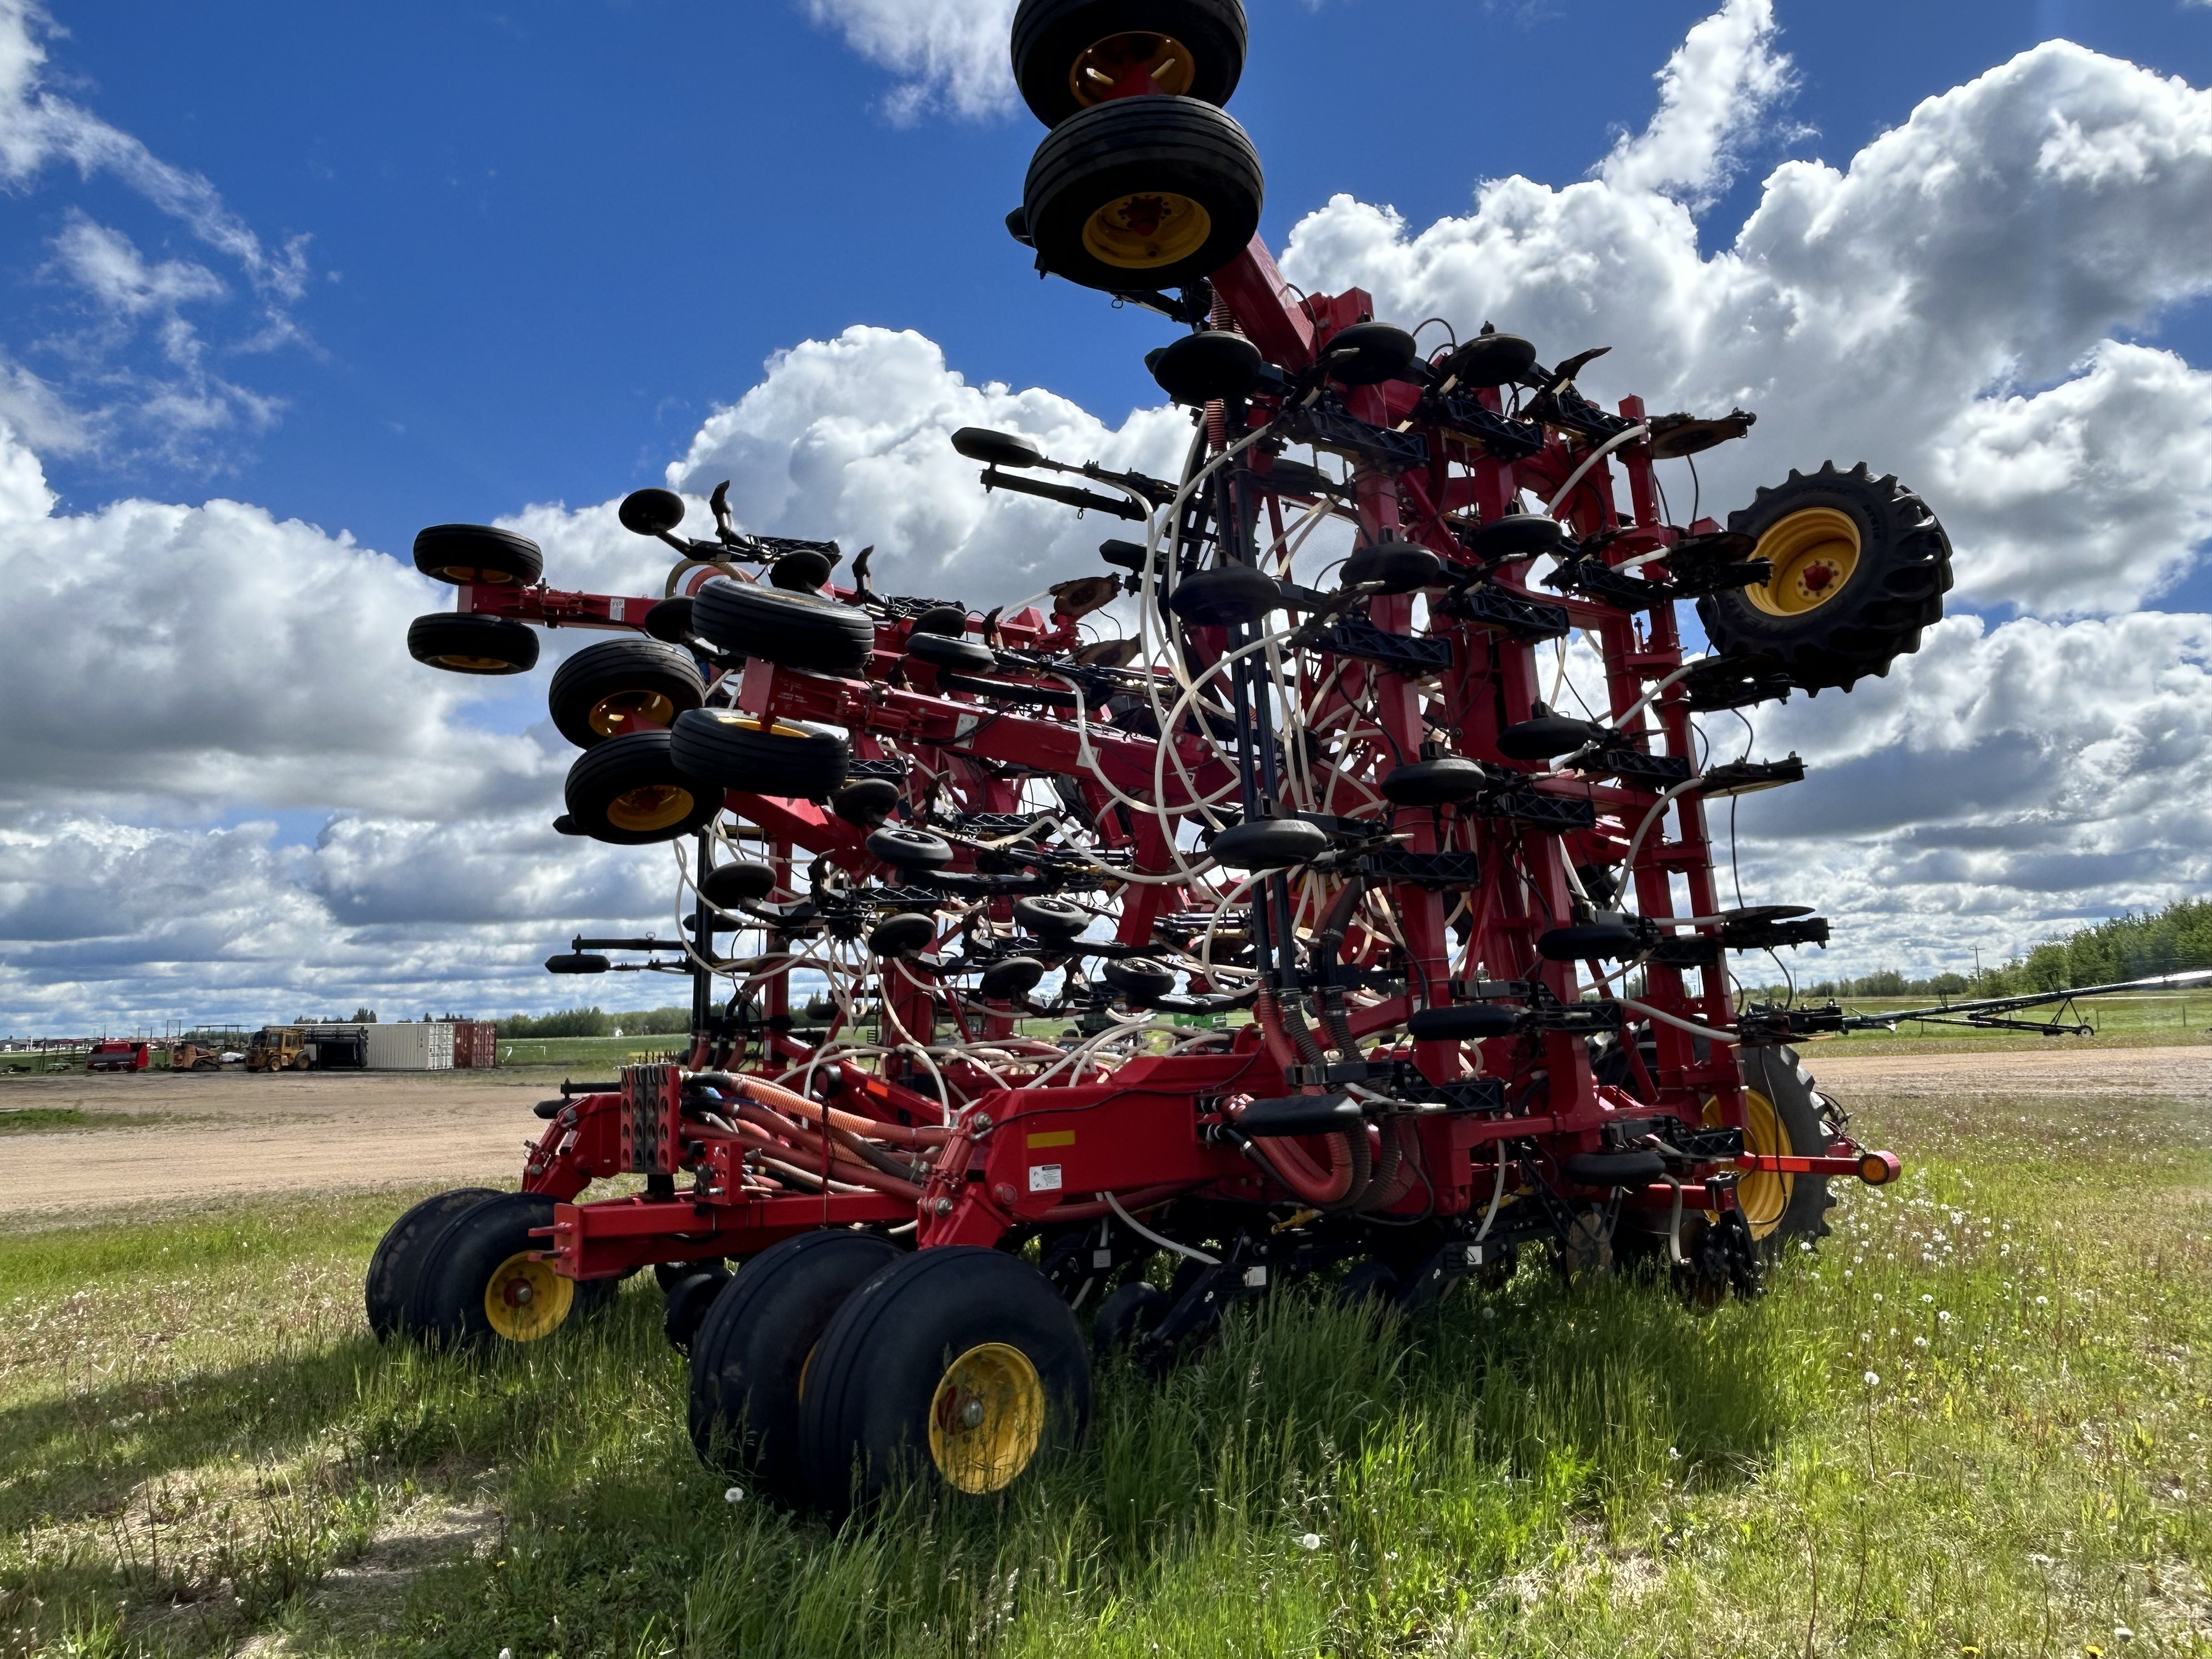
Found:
866,825 -> 955,871
413,524 -> 544,587
1729,1043 -> 1837,1256
670,710 -> 850,800
407,613 -> 540,675
699,859 -> 777,909
801,1246 -> 1091,1514
563,730 -> 721,844
692,577 -> 876,678
410,1192 -> 614,1348
662,1266 -> 733,1355
1698,462 -> 1953,693
687,1232 -> 904,1505
365,1186 -> 499,1340
1091,1280 -> 1169,1356
1336,1258 -> 1400,1312
1012,0 -> 1246,126
1022,95 -> 1262,292
546,637 -> 707,749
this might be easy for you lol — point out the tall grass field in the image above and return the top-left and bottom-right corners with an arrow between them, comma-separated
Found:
2,1066 -> 2208,1656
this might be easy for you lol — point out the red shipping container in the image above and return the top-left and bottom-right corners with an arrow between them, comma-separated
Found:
452,1020 -> 498,1069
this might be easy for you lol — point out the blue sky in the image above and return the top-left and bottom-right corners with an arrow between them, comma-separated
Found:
2,0 -> 2211,1028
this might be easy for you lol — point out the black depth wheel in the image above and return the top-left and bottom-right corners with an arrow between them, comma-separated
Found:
563,730 -> 720,844
1091,1280 -> 1169,1357
1721,1043 -> 1837,1259
1011,0 -> 1248,126
1022,95 -> 1262,292
691,578 -> 876,678
662,1266 -> 733,1355
407,613 -> 540,675
409,1192 -> 614,1348
1697,462 -> 1953,693
547,637 -> 706,749
365,1186 -> 499,1340
670,710 -> 850,800
801,1246 -> 1091,1514
413,524 -> 544,587
687,1232 -> 904,1505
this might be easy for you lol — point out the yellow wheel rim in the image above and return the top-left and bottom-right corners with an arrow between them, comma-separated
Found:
483,1250 -> 574,1342
927,1342 -> 1045,1495
1070,31 -> 1195,105
1707,1089 -> 1792,1238
694,712 -> 812,741
435,565 -> 519,585
588,689 -> 676,736
606,782 -> 695,831
1083,191 -> 1211,270
1746,507 -> 1860,617
432,652 -> 516,672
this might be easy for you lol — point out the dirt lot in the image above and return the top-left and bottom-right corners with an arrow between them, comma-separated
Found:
1,1045 -> 2203,1226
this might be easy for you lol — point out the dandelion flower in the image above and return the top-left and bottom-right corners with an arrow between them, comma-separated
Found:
1300,1532 -> 1322,1551
725,1487 -> 745,1504
1864,1370 -> 1880,1387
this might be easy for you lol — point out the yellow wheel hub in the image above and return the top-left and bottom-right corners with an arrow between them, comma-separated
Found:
588,689 -> 676,737
1083,191 -> 1211,271
483,1250 -> 574,1342
433,565 -> 520,585
432,652 -> 516,672
927,1342 -> 1045,1494
1707,1088 -> 1792,1239
1070,31 -> 1196,105
1747,507 -> 1860,617
606,782 -> 695,831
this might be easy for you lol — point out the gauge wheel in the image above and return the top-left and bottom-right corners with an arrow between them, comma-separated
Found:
365,1186 -> 500,1340
547,637 -> 706,749
407,613 -> 541,675
563,729 -> 721,844
669,709 -> 850,800
1022,95 -> 1262,292
691,578 -> 876,678
1697,463 -> 1953,693
412,524 -> 544,587
408,1192 -> 616,1348
800,1246 -> 1091,1515
1012,0 -> 1246,126
1716,1043 -> 1838,1258
687,1231 -> 905,1507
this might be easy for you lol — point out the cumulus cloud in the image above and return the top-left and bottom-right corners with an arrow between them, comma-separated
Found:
1599,0 -> 1794,207
667,325 -> 1192,606
1281,38 -> 2212,615
800,0 -> 1017,122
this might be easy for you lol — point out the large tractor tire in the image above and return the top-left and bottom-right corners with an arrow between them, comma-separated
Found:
691,578 -> 875,678
1022,94 -> 1262,292
1697,463 -> 1952,693
1011,0 -> 1247,127
670,710 -> 850,800
546,637 -> 706,749
413,524 -> 544,587
687,1231 -> 904,1506
403,1192 -> 616,1348
1722,1043 -> 1839,1257
562,729 -> 721,844
800,1246 -> 1091,1515
365,1187 -> 500,1339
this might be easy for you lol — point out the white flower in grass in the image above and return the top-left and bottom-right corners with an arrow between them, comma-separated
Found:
724,1487 -> 745,1504
1937,1311 -> 1953,1324
1300,1532 -> 1322,1551
2035,1296 -> 2049,1307
1864,1371 -> 1881,1388
2115,1624 -> 2135,1641
1914,1336 -> 1928,1349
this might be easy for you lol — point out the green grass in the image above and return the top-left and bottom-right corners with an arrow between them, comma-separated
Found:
3,1075 -> 2209,1657
0,1109 -> 87,1133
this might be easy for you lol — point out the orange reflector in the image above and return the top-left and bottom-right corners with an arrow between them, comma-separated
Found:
1858,1151 -> 1900,1186
1026,1129 -> 1076,1149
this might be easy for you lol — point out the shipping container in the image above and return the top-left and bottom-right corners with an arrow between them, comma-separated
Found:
451,1020 -> 498,1069
365,1021 -> 455,1070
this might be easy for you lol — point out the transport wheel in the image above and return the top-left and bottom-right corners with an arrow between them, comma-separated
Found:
365,1186 -> 499,1340
800,1246 -> 1091,1513
1720,1043 -> 1837,1258
407,613 -> 540,675
1697,462 -> 1953,693
409,1192 -> 614,1348
412,523 -> 544,586
691,577 -> 876,677
562,730 -> 720,844
687,1232 -> 904,1505
546,637 -> 706,749
1011,0 -> 1248,127
670,709 -> 850,800
1022,95 -> 1262,292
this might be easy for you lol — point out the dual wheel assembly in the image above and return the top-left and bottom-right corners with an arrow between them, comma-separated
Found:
690,1235 -> 1088,1514
366,1189 -> 614,1347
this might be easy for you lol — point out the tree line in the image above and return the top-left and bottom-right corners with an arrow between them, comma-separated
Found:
495,1006 -> 693,1039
